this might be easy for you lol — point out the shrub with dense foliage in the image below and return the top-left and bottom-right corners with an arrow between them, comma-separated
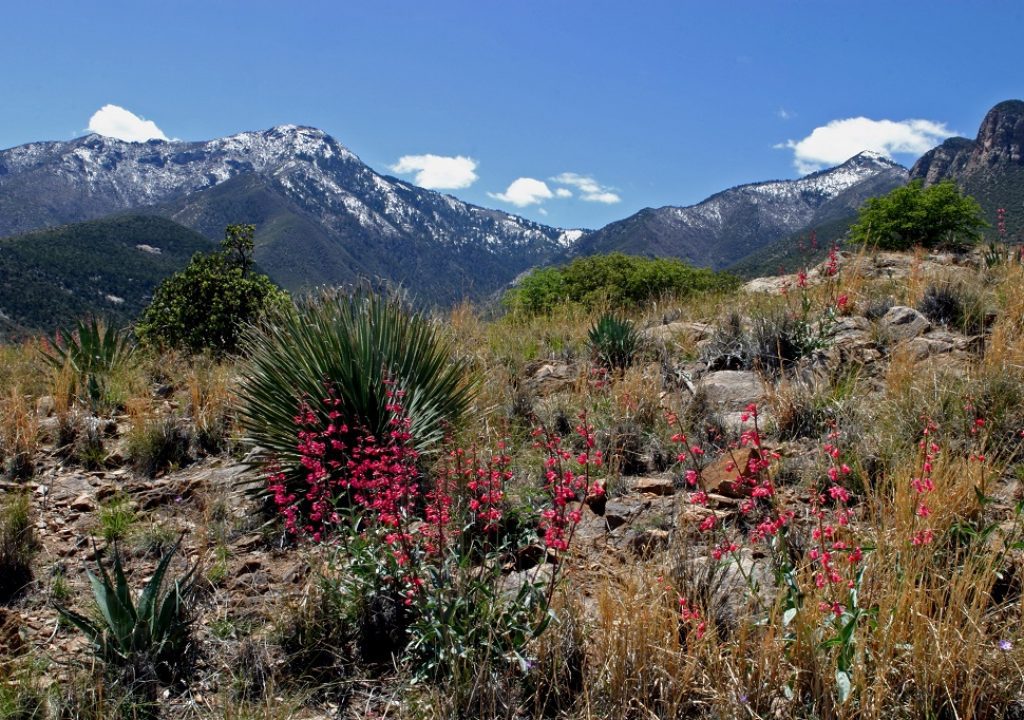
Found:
135,224 -> 289,355
849,180 -> 987,251
504,253 -> 738,314
238,288 -> 477,496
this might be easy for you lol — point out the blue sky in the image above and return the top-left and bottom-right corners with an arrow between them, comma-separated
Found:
1,1 -> 1020,229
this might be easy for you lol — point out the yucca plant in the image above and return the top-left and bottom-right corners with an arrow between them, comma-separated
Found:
54,538 -> 195,681
41,318 -> 134,408
588,313 -> 642,371
238,288 -> 478,488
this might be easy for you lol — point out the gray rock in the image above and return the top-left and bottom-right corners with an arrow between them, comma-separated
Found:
899,336 -> 954,361
700,371 -> 763,409
523,361 -> 578,396
644,321 -> 712,345
880,306 -> 931,342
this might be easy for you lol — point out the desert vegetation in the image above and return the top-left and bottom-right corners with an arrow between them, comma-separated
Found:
2,230 -> 1024,719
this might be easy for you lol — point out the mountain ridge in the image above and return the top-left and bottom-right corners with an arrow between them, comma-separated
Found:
0,126 -> 581,304
566,151 -> 908,269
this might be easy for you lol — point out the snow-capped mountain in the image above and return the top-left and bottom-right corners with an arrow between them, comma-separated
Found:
571,151 -> 908,269
0,126 -> 583,303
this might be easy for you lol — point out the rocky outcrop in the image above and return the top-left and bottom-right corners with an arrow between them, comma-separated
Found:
909,99 -> 1024,239
880,306 -> 931,342
911,100 -> 1024,184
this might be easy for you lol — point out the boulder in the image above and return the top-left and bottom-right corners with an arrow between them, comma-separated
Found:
631,476 -> 676,496
899,336 -> 954,361
700,371 -> 763,408
644,321 -> 713,345
880,306 -> 931,342
523,361 -> 578,396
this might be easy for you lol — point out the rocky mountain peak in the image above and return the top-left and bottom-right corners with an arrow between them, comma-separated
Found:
911,99 -> 1024,183
0,125 -> 579,304
975,99 -> 1024,165
908,99 -> 1024,241
845,150 -> 903,169
566,152 -> 907,270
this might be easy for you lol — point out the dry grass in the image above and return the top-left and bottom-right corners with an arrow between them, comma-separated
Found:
0,385 -> 39,480
4,252 -> 1024,718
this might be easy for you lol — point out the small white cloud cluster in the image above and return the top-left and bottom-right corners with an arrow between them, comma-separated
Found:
779,116 -> 955,174
487,172 -> 621,208
488,177 -> 554,207
551,172 -> 621,204
390,154 -> 478,190
88,104 -> 168,142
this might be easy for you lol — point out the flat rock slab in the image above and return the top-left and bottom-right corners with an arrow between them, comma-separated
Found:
631,476 -> 676,496
700,371 -> 764,409
523,361 -> 578,396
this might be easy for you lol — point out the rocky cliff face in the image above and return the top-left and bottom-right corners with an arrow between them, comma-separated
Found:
910,100 -> 1024,240
912,100 -> 1024,183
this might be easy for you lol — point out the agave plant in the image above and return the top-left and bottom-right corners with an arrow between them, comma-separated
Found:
54,538 -> 195,678
238,288 -> 478,487
41,317 -> 134,407
588,313 -> 642,371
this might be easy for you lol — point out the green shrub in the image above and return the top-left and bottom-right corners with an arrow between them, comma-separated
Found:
504,253 -> 738,314
0,493 -> 37,602
849,180 -> 987,251
237,288 -> 477,490
54,539 -> 196,684
588,313 -> 643,371
135,224 -> 289,356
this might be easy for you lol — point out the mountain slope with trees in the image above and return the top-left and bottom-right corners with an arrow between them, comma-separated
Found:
0,215 -> 215,338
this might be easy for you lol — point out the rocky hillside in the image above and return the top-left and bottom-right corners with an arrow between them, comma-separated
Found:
911,99 -> 1024,240
0,127 -> 581,304
3,248 -> 1024,718
570,151 -> 908,270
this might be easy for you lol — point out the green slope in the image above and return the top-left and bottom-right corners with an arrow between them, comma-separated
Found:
726,215 -> 854,279
0,214 -> 215,338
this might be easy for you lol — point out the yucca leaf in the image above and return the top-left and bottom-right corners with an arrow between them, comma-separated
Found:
53,602 -> 103,645
137,535 -> 183,622
87,568 -> 134,650
110,546 -> 137,622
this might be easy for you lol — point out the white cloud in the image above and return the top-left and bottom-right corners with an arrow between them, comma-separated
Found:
390,153 -> 478,190
555,188 -> 573,198
488,177 -> 554,207
778,117 -> 955,174
550,172 -> 621,203
88,104 -> 168,142
777,107 -> 794,120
